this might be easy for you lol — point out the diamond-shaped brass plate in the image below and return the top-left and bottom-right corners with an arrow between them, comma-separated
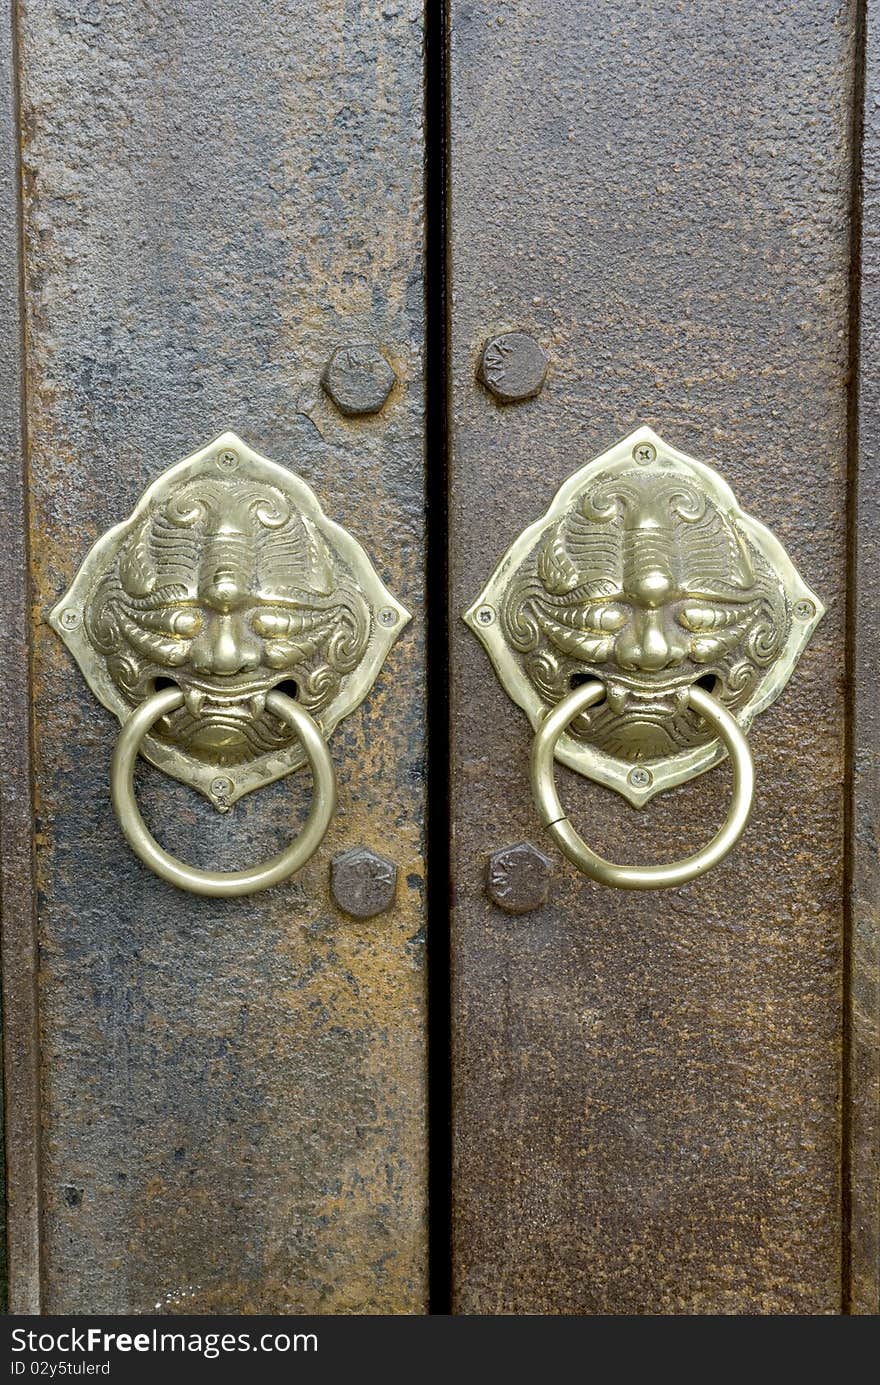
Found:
464,427 -> 823,806
51,432 -> 410,810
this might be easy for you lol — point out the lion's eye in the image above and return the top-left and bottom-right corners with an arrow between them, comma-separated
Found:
137,607 -> 202,637
169,610 -> 201,637
589,602 -> 628,632
678,604 -> 734,632
252,611 -> 291,637
559,602 -> 629,635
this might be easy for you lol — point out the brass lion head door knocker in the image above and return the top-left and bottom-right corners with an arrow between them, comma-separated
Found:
51,432 -> 410,897
465,427 -> 823,889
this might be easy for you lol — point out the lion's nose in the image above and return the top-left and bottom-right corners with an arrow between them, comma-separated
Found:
615,609 -> 687,673
189,614 -> 261,676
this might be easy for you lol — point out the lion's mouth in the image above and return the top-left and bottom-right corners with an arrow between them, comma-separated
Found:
181,688 -> 270,721
148,675 -> 302,763
569,672 -> 722,760
590,672 -> 718,717
154,674 -> 296,722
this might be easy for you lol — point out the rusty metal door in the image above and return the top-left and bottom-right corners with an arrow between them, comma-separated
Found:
2,0 -> 879,1320
448,0 -> 879,1315
0,1 -> 428,1314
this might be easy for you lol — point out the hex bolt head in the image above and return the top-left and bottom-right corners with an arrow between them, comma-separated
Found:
322,342 -> 396,417
331,846 -> 398,919
478,332 -> 547,404
486,841 -> 553,915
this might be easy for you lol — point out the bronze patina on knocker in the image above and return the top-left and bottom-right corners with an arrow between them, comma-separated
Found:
464,427 -> 823,889
51,432 -> 409,896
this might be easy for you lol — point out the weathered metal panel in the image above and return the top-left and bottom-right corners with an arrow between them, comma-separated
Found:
449,0 -> 856,1313
0,2 -> 40,1316
848,0 -> 880,1318
17,0 -> 427,1312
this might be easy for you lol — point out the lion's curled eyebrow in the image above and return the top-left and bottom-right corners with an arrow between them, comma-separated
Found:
537,472 -> 757,604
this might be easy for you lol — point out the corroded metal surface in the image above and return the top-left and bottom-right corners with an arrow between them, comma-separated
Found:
0,6 -> 40,1316
848,0 -> 880,1317
18,0 -> 426,1312
449,0 -> 855,1312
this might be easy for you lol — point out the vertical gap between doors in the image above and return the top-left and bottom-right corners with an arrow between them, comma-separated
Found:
425,0 -> 451,1316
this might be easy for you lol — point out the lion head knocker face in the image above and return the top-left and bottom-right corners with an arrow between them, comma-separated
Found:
86,477 -> 369,767
52,434 -> 409,808
466,429 -> 823,803
504,469 -> 787,761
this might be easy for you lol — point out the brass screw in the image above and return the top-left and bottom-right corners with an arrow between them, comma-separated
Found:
476,605 -> 496,626
378,607 -> 398,627
60,608 -> 81,630
632,443 -> 657,465
628,766 -> 653,789
216,449 -> 239,470
210,776 -> 233,799
793,598 -> 815,621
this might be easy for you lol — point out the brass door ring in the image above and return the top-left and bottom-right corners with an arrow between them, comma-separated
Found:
111,686 -> 337,897
530,680 -> 754,889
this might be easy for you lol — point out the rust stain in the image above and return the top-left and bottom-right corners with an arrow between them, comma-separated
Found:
449,0 -> 855,1314
16,0 -> 427,1313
